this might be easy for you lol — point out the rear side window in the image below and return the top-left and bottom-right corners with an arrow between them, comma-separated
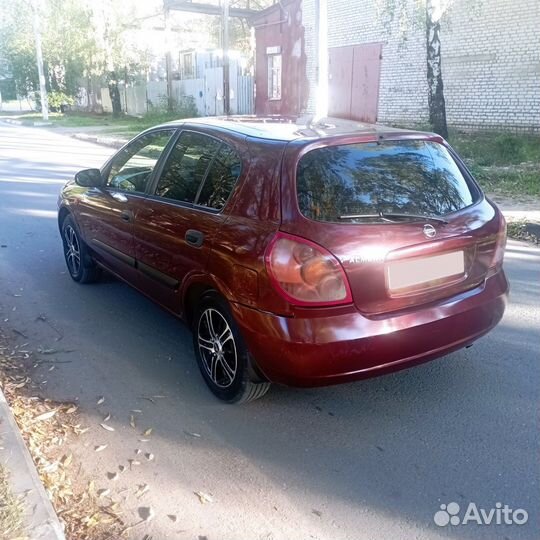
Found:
155,132 -> 220,203
296,140 -> 476,222
196,144 -> 242,210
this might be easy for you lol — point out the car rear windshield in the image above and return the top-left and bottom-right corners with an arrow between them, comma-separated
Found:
296,140 -> 477,222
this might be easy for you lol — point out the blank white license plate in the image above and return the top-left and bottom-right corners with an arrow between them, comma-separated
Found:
387,251 -> 465,291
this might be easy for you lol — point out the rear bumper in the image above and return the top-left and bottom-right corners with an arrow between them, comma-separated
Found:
231,270 -> 508,387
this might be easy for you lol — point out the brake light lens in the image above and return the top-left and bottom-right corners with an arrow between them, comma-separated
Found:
487,216 -> 507,277
265,232 -> 352,306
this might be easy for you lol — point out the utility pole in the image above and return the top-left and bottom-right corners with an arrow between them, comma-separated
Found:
222,0 -> 230,115
31,0 -> 48,120
314,0 -> 328,120
164,7 -> 174,113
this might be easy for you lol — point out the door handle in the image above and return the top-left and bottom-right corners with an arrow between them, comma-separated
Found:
120,210 -> 133,222
111,192 -> 128,203
185,229 -> 204,247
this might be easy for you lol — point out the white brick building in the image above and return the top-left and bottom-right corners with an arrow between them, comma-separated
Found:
287,0 -> 540,130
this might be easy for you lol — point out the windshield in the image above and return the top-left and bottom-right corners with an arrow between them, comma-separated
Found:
296,140 -> 477,222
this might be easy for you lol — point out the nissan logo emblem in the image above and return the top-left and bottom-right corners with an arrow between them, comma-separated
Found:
423,224 -> 437,238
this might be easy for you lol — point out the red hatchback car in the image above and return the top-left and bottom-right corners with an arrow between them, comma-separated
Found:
58,116 -> 508,403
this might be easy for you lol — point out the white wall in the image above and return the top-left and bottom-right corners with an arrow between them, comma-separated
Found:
302,0 -> 540,130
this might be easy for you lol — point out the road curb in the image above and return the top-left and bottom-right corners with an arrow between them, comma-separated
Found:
71,132 -> 127,148
1,117 -> 52,127
0,389 -> 66,540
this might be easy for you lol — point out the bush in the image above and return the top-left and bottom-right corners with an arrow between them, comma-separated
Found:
48,91 -> 74,112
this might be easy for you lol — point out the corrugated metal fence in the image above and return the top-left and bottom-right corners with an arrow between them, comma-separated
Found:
93,69 -> 254,117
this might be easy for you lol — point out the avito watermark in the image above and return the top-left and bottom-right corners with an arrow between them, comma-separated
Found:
434,502 -> 528,527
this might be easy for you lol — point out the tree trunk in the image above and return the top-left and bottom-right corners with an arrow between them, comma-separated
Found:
426,0 -> 448,139
108,71 -> 122,118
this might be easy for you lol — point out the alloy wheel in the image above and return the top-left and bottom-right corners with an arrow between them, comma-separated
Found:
64,225 -> 81,277
197,308 -> 238,388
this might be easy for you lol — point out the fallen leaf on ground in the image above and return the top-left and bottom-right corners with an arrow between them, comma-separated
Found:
194,491 -> 213,504
97,488 -> 110,498
100,423 -> 115,432
167,514 -> 177,522
66,405 -> 77,414
184,431 -> 201,438
33,410 -> 57,422
145,453 -> 154,461
135,484 -> 149,498
97,396 -> 105,405
142,428 -> 152,436
138,506 -> 155,522
103,413 -> 111,422
94,445 -> 108,452
129,415 -> 136,428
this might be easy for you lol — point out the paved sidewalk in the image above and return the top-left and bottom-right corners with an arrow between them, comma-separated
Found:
0,389 -> 65,540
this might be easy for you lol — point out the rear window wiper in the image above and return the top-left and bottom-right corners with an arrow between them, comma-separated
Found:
338,212 -> 449,224
380,212 -> 449,224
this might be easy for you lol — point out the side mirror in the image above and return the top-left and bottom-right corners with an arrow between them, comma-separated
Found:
75,168 -> 104,188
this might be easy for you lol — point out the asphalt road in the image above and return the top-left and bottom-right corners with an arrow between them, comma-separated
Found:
0,122 -> 538,540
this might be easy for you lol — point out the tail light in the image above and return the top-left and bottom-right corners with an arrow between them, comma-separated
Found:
487,215 -> 507,277
265,232 -> 352,306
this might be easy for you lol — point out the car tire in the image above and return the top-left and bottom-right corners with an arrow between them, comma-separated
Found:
193,293 -> 271,403
61,215 -> 101,284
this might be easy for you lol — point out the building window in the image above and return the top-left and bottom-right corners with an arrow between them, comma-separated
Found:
267,53 -> 282,100
183,53 -> 194,79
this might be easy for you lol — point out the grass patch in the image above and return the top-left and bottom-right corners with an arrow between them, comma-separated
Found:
448,131 -> 540,198
0,464 -> 25,540
450,131 -> 540,166
6,110 -> 194,138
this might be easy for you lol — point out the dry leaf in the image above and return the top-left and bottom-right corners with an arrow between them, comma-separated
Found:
103,413 -> 111,422
100,423 -> 115,432
66,405 -> 77,414
138,438 -> 150,443
142,507 -> 155,522
97,396 -> 105,405
118,465 -> 126,473
194,491 -> 213,504
142,428 -> 152,436
167,514 -> 177,522
97,488 -> 110,498
136,484 -> 149,498
184,431 -> 201,438
95,445 -> 108,452
129,415 -> 136,429
135,449 -> 141,455
33,410 -> 57,422
131,409 -> 142,413
145,453 -> 154,461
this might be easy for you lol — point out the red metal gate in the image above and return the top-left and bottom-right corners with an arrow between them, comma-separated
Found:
328,43 -> 382,123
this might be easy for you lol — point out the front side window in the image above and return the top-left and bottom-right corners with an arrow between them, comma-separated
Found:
297,140 -> 476,222
267,54 -> 282,100
107,130 -> 174,193
154,132 -> 220,203
197,144 -> 242,210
